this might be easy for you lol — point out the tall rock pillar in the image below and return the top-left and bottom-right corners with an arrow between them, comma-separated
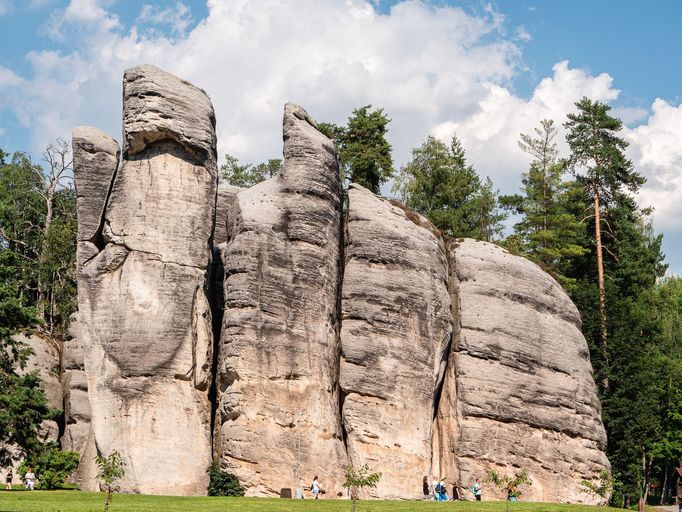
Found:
215,104 -> 348,496
73,65 -> 217,495
339,185 -> 453,499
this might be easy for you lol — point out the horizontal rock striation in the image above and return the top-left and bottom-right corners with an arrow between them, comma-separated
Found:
339,185 -> 452,499
67,64 -> 609,501
436,238 -> 609,504
61,317 -> 98,490
214,104 -> 348,497
73,64 -> 216,495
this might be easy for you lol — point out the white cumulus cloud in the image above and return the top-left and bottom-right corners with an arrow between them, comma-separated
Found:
0,0 -> 680,271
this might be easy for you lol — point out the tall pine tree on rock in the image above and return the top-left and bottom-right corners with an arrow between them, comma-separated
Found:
564,98 -> 645,391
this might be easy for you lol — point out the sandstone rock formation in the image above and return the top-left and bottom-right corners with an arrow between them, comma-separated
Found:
66,65 -> 609,502
214,104 -> 348,496
433,239 -> 609,504
61,317 -> 98,490
340,185 -> 452,499
73,64 -> 216,495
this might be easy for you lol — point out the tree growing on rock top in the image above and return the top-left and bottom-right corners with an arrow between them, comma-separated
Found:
218,153 -> 281,187
319,105 -> 394,194
500,119 -> 587,288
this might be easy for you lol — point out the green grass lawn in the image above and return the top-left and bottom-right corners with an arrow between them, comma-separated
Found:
0,490 -> 638,512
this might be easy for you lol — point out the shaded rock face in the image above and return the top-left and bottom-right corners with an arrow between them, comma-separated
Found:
434,239 -> 609,504
61,317 -> 98,491
73,65 -> 216,495
214,104 -> 348,496
69,64 -> 609,501
339,185 -> 452,499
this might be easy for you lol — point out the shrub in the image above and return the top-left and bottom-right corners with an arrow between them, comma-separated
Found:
207,464 -> 245,496
19,443 -> 80,489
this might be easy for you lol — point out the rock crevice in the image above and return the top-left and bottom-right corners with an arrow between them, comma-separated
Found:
66,65 -> 610,503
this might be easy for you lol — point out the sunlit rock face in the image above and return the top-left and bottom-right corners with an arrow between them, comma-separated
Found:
73,64 -> 216,495
69,64 -> 609,501
339,184 -> 452,499
214,104 -> 348,497
434,239 -> 609,504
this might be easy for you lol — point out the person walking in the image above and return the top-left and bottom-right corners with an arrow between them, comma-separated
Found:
24,467 -> 36,491
432,475 -> 439,501
451,481 -> 461,501
471,477 -> 482,501
5,468 -> 12,490
438,477 -> 448,501
422,476 -> 430,500
311,475 -> 322,499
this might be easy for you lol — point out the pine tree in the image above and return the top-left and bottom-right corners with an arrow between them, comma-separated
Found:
320,106 -> 393,194
474,177 -> 506,242
564,97 -> 645,391
501,120 -> 587,287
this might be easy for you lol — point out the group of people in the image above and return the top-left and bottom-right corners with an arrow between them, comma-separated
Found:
424,476 -> 482,502
3,466 -> 36,490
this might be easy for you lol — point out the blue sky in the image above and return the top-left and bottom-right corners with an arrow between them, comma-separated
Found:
1,0 -> 681,273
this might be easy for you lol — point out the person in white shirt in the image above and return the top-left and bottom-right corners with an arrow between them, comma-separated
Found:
24,467 -> 36,490
311,476 -> 321,499
432,476 -> 439,500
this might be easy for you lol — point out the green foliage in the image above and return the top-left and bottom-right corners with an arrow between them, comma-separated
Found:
95,450 -> 126,487
19,443 -> 80,489
207,464 -> 245,497
218,154 -> 281,188
565,98 -> 645,204
500,120 -> 587,287
96,450 -> 127,512
342,464 -> 381,511
322,106 -> 394,194
580,469 -> 613,500
392,135 -> 481,237
474,176 -> 507,242
485,468 -> 532,499
0,144 -> 75,469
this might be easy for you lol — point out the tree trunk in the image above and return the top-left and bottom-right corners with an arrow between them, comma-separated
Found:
36,188 -> 55,323
660,464 -> 668,505
593,185 -> 609,390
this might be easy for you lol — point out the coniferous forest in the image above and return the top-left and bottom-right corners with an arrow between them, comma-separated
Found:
1,98 -> 680,507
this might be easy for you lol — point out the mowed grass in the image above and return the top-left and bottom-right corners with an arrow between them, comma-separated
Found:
0,490 -> 635,512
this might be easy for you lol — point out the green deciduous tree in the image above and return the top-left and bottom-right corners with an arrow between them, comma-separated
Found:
392,135 -> 481,236
342,464 -> 381,512
95,450 -> 127,512
565,97 -> 646,391
320,106 -> 393,194
218,154 -> 281,187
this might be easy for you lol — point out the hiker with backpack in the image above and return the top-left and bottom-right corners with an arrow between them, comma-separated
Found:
436,477 -> 448,501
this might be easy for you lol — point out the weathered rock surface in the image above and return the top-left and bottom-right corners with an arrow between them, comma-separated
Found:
61,317 -> 98,490
214,103 -> 348,496
434,238 -> 609,504
69,64 -> 609,501
339,185 -> 452,499
73,64 -> 216,495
